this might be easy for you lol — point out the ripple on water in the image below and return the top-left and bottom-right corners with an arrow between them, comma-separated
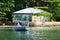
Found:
0,27 -> 60,40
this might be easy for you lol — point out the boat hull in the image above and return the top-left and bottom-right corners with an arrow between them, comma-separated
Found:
14,27 -> 27,31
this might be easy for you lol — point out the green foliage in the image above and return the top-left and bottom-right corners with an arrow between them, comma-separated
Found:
50,0 -> 60,2
0,0 -> 60,21
33,12 -> 52,17
0,0 -> 15,20
0,12 -> 6,20
48,2 -> 60,21
33,0 -> 60,21
15,0 -> 35,10
34,6 -> 48,9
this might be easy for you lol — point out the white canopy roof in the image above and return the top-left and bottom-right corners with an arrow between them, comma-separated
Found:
13,8 -> 45,14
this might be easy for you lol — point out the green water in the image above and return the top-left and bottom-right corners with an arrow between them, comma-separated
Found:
0,27 -> 60,40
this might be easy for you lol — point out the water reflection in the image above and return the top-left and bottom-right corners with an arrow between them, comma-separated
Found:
14,31 -> 29,36
14,31 -> 30,40
0,27 -> 60,40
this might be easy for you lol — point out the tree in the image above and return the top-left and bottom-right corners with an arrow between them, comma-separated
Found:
50,0 -> 60,2
0,0 -> 15,21
48,1 -> 60,21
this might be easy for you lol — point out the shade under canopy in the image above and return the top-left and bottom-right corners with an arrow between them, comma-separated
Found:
13,8 -> 45,14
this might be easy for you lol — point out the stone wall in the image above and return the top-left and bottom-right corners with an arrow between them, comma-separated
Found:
32,16 -> 50,22
32,16 -> 40,22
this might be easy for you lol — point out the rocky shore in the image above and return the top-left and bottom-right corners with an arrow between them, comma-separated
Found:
34,22 -> 60,27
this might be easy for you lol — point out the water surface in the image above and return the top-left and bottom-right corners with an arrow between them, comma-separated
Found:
0,27 -> 60,40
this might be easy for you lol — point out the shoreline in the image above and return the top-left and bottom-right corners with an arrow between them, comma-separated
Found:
0,25 -> 60,30
0,25 -> 60,31
33,22 -> 60,27
0,22 -> 60,27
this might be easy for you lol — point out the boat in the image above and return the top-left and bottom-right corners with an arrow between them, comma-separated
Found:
14,22 -> 29,31
14,27 -> 27,31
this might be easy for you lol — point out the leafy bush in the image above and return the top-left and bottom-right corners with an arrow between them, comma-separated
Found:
32,12 -> 52,17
